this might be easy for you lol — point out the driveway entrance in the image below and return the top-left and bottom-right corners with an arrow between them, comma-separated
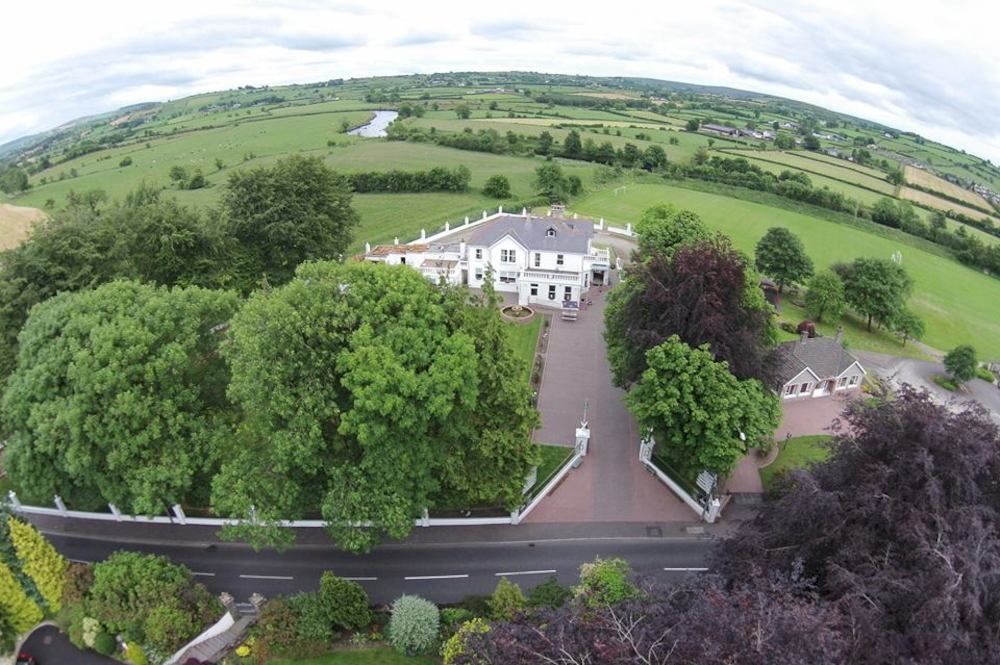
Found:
525,279 -> 694,523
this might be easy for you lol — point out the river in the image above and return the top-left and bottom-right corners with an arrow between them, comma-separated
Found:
348,110 -> 399,138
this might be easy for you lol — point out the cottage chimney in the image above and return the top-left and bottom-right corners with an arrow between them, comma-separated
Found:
835,326 -> 844,343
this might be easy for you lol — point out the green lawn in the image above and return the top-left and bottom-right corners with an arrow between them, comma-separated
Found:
505,316 -> 542,386
576,183 -> 1000,358
533,444 -> 574,488
268,648 -> 437,665
759,435 -> 833,491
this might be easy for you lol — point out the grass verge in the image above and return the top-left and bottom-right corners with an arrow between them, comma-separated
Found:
760,435 -> 833,492
931,374 -> 960,392
505,316 -> 542,386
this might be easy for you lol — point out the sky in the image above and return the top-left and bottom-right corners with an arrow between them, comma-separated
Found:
1,0 -> 999,163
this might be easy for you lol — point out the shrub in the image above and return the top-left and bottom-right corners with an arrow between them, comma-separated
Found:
527,576 -> 572,609
124,642 -> 149,665
456,594 -> 492,618
439,607 -> 474,640
442,618 -> 490,665
575,557 -> 639,608
120,157 -> 133,167
8,517 -> 68,612
144,605 -> 197,654
62,562 -> 94,607
255,598 -> 299,656
482,174 -> 512,199
0,559 -> 43,632
318,571 -> 371,631
288,591 -> 333,642
82,616 -> 100,648
59,603 -> 87,648
93,630 -> 116,656
488,577 -> 526,621
388,595 -> 440,656
0,612 -> 15,656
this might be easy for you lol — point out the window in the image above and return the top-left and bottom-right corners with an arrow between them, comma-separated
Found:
546,227 -> 556,238
556,254 -> 564,266
799,382 -> 810,394
499,271 -> 517,284
475,248 -> 483,259
564,286 -> 572,300
784,384 -> 796,396
400,257 -> 406,265
548,285 -> 556,300
474,268 -> 483,281
848,375 -> 859,386
837,376 -> 847,388
530,283 -> 538,296
534,252 -> 541,267
501,249 -> 516,263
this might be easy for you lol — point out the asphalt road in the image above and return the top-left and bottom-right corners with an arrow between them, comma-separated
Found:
18,625 -> 119,665
49,533 -> 713,604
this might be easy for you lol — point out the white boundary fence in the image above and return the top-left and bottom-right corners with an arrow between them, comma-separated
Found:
639,435 -> 721,523
5,426 -> 592,530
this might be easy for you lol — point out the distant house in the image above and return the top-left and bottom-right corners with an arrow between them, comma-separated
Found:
701,123 -> 740,137
772,330 -> 865,399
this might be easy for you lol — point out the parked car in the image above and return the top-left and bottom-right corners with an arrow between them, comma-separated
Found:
16,653 -> 38,665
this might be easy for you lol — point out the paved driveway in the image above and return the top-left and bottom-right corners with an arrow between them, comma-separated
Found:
18,625 -> 119,665
526,277 -> 696,523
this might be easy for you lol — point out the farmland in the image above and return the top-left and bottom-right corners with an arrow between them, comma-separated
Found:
575,183 -> 1000,358
903,164 -> 995,211
899,186 -> 997,222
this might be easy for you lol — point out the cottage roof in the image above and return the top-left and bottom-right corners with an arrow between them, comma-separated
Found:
468,215 -> 593,253
773,336 -> 861,384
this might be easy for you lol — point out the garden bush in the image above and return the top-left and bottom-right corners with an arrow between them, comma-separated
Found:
318,571 -> 371,631
93,630 -> 116,656
442,618 -> 490,665
439,607 -> 474,640
8,517 -> 68,612
388,594 -> 440,656
144,605 -> 198,653
61,562 -> 94,607
456,594 -> 492,618
124,642 -> 149,665
527,576 -> 572,609
575,557 -> 639,608
81,616 -> 100,647
0,559 -> 43,632
488,577 -> 526,621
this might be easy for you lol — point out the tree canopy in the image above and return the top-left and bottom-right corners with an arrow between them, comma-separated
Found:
715,390 -> 1000,664
837,257 -> 913,331
605,235 -> 776,387
2,281 -> 240,512
804,269 -> 846,323
754,226 -> 814,293
944,344 -> 977,383
222,154 -> 359,286
214,261 -> 537,552
627,337 -> 780,477
633,204 -> 709,259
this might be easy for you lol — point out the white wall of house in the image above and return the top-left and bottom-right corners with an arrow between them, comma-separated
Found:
781,365 -> 864,399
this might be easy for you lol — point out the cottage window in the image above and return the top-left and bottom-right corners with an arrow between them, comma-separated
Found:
564,286 -> 573,301
800,382 -> 810,394
784,384 -> 796,396
530,283 -> 538,296
548,285 -> 556,300
848,375 -> 859,386
475,248 -> 483,259
534,252 -> 541,267
837,376 -> 848,388
475,268 -> 483,281
501,249 -> 516,263
556,254 -> 564,266
499,271 -> 517,283
546,227 -> 556,238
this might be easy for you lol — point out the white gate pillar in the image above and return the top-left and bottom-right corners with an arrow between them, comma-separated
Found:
575,425 -> 591,457
172,504 -> 187,525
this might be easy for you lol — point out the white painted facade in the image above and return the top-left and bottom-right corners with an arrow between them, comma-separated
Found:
364,212 -> 611,308
781,361 -> 865,400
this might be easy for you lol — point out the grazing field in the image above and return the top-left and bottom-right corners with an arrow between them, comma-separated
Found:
903,165 -> 994,211
899,186 -> 997,222
723,149 -> 896,194
577,183 -> 1000,357
734,156 -> 886,205
0,203 -> 44,249
790,150 -> 889,180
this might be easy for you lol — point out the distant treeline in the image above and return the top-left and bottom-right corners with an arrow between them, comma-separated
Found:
347,166 -> 470,193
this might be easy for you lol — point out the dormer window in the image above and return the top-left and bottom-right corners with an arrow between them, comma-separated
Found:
545,227 -> 557,238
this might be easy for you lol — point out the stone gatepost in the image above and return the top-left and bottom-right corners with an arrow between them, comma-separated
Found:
575,425 -> 591,457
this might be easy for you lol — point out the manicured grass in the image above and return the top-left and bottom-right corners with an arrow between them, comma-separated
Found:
760,435 -> 833,491
931,374 -> 960,392
533,444 -> 574,488
268,648 -> 437,665
506,316 -> 542,386
575,183 -> 1000,358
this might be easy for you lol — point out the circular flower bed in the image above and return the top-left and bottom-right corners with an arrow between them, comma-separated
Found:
500,304 -> 535,323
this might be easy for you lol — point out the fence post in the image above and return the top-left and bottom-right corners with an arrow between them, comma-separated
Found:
420,229 -> 426,240
510,509 -> 520,526
626,222 -> 633,235
465,216 -> 470,225
575,426 -> 591,457
421,508 -> 430,527
705,498 -> 722,524
108,503 -> 122,521
172,504 -> 188,525
498,205 -> 503,214
7,490 -> 21,512
444,221 -> 450,232
54,495 -> 68,517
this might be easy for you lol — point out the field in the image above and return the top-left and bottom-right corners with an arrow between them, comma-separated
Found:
899,186 -> 997,222
0,203 -> 44,249
575,183 -> 1000,358
903,165 -> 995,211
722,149 -> 896,195
733,155 -> 886,205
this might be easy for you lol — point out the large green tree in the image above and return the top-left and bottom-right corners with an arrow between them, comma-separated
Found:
804,270 -> 846,323
633,204 -> 709,259
754,227 -> 814,294
222,154 -> 359,286
839,258 -> 913,331
2,281 -> 239,512
627,337 -> 780,478
215,261 -> 537,552
944,344 -> 977,383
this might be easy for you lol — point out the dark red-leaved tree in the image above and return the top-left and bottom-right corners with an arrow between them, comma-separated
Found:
457,574 -> 846,665
605,236 -> 776,386
714,388 -> 1000,665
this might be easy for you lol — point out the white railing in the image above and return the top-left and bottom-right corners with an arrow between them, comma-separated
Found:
164,612 -> 234,665
638,435 -> 721,523
522,270 -> 581,284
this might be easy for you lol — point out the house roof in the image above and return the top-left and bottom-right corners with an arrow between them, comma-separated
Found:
773,336 -> 862,384
468,215 -> 593,253
702,123 -> 738,133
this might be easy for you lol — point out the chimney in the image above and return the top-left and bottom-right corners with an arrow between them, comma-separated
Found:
459,239 -> 467,256
835,326 -> 844,343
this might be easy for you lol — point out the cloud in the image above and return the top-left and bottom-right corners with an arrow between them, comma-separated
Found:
469,19 -> 551,39
391,31 -> 452,47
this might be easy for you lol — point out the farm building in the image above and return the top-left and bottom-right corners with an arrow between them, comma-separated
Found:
701,123 -> 740,137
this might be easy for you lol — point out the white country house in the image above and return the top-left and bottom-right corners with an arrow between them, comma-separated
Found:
773,329 -> 865,399
363,210 -> 611,307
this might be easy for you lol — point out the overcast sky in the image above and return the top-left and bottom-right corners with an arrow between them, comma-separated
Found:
2,0 -> 999,162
